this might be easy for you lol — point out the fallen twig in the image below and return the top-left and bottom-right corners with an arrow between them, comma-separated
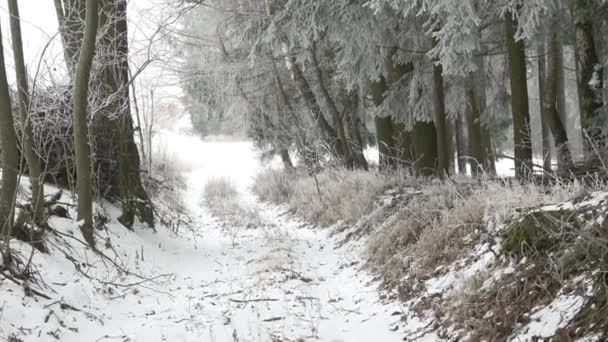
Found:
229,298 -> 279,303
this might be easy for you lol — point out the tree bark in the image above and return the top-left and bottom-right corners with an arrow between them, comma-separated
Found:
54,0 -> 84,72
432,63 -> 450,177
370,76 -> 396,170
310,43 -> 353,167
8,0 -> 45,225
285,56 -> 340,158
505,12 -> 533,179
343,93 -> 369,170
537,40 -> 553,172
413,121 -> 438,176
455,115 -> 467,174
466,75 -> 488,177
545,29 -> 573,172
97,0 -> 154,228
570,0 -> 604,155
0,24 -> 20,243
71,0 -> 98,246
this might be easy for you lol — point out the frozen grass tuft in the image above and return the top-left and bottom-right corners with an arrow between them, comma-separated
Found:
203,177 -> 238,203
251,168 -> 295,204
204,177 -> 261,234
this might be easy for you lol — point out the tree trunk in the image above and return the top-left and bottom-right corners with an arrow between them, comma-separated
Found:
432,63 -> 450,177
570,0 -> 604,155
310,43 -> 353,167
370,76 -> 396,170
279,149 -> 294,170
370,56 -> 415,171
413,121 -> 438,176
545,29 -> 573,172
505,12 -> 534,179
466,85 -> 484,176
537,40 -> 553,172
272,62 -> 316,169
54,0 -> 84,72
71,0 -> 98,246
286,56 -> 340,158
455,115 -> 467,174
343,93 -> 369,170
474,56 -> 495,174
0,25 -> 19,244
97,0 -> 154,228
128,67 -> 147,167
8,0 -> 45,225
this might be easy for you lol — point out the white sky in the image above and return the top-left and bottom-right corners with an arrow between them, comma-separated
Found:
0,0 -> 184,106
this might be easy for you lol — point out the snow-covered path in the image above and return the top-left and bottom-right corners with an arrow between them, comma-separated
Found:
127,131 -> 405,341
2,130 -> 404,341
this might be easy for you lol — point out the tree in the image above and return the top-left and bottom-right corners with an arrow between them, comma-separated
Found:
570,0 -> 604,156
71,0 -> 99,246
0,23 -> 19,247
95,0 -> 154,228
543,19 -> 572,172
54,0 -> 154,228
505,10 -> 533,179
8,0 -> 45,225
432,62 -> 450,177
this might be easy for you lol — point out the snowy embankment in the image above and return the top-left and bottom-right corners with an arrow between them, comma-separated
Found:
253,163 -> 608,340
1,128 -> 405,341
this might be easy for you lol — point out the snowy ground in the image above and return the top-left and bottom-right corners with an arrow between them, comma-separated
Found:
1,126 -> 404,341
2,119 -> 590,341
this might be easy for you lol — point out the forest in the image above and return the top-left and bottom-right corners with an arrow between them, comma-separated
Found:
0,0 -> 607,341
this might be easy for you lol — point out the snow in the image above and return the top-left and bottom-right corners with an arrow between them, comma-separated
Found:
2,122 -> 600,341
0,125 -> 405,341
510,294 -> 585,341
425,243 -> 496,296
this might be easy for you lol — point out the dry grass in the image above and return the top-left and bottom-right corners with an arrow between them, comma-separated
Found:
368,179 -> 584,287
253,167 -> 406,226
253,167 -> 587,288
204,177 -> 261,232
252,167 -> 608,338
252,168 -> 296,204
203,177 -> 238,203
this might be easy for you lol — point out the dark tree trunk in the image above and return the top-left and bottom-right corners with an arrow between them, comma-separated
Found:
286,57 -> 341,159
343,93 -> 369,170
432,63 -> 450,177
505,12 -> 534,179
310,43 -> 358,168
96,0 -> 154,229
279,149 -> 294,170
537,41 -> 553,172
570,0 -> 604,155
455,115 -> 467,174
413,121 -> 438,176
370,76 -> 397,170
545,28 -> 573,172
466,85 -> 485,177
